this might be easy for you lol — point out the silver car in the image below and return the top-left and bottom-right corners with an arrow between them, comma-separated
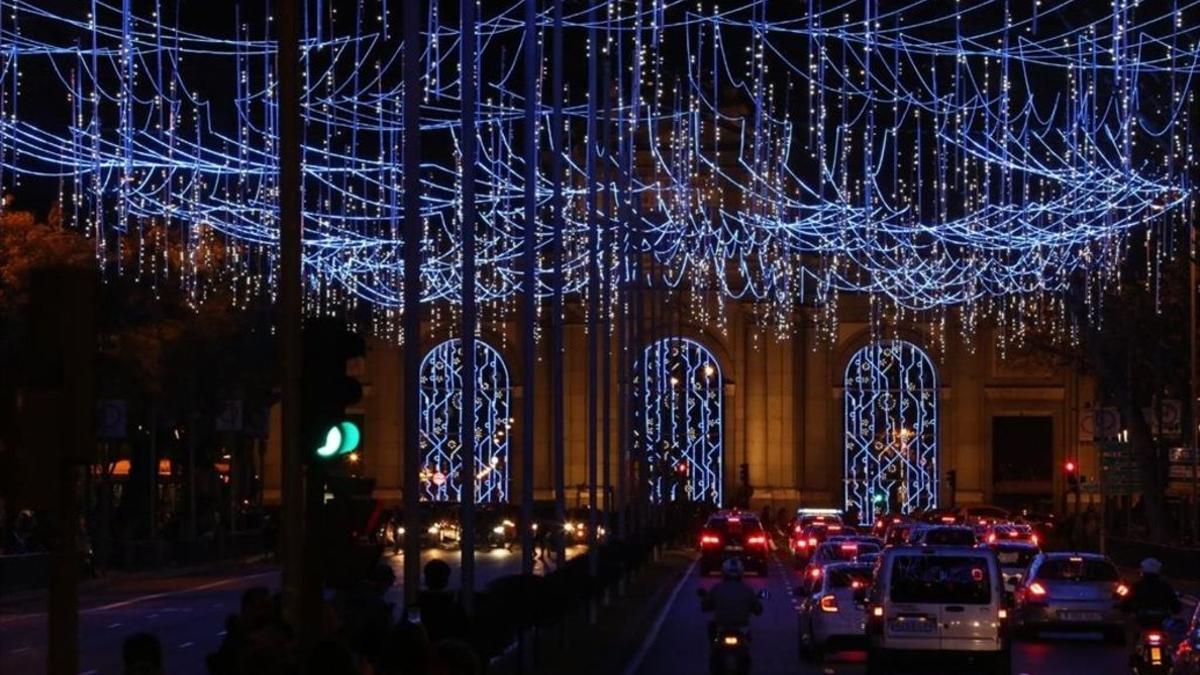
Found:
1012,552 -> 1129,642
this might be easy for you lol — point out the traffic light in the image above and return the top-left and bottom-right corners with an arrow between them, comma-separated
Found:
301,318 -> 366,463
1064,460 -> 1079,491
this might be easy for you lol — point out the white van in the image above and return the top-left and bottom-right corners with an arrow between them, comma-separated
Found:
864,546 -> 1011,675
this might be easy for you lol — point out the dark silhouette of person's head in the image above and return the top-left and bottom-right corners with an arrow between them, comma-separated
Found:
241,586 -> 272,629
122,632 -> 163,675
376,621 -> 431,675
429,639 -> 481,675
424,559 -> 452,592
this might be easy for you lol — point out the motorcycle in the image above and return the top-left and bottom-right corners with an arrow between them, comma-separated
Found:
697,586 -> 768,675
1130,614 -> 1188,675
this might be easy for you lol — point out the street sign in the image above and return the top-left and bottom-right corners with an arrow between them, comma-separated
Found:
1099,441 -> 1143,495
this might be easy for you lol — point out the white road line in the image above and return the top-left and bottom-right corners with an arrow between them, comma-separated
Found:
178,642 -> 194,649
10,647 -> 31,654
621,557 -> 698,675
78,670 -> 99,675
0,570 -> 277,625
106,622 -> 122,629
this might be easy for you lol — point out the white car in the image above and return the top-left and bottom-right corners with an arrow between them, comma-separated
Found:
865,546 -> 1012,675
797,562 -> 874,660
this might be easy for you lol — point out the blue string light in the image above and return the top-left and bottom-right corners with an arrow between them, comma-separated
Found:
0,0 -> 1193,340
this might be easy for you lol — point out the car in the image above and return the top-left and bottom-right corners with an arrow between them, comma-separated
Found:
864,546 -> 1012,675
1011,552 -> 1129,642
1171,602 -> 1200,674
790,521 -> 847,567
907,524 -> 978,547
856,551 -> 882,567
956,505 -> 1012,527
872,513 -> 912,538
797,562 -> 874,660
984,523 -> 1039,548
883,521 -> 916,548
802,540 -> 883,587
984,541 -> 1040,587
698,511 -> 770,576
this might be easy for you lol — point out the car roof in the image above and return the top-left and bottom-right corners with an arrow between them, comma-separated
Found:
987,541 -> 1040,550
822,561 -> 874,572
1039,551 -> 1110,561
884,545 -> 995,557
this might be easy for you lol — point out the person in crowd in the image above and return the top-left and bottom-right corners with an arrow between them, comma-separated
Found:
428,639 -> 482,675
375,620 -> 431,675
416,559 -> 469,644
338,562 -> 396,665
123,632 -> 164,675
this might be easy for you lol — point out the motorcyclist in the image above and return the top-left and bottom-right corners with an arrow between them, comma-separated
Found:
1120,558 -> 1182,627
701,558 -> 763,634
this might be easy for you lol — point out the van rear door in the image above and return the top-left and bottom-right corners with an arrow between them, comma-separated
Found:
887,553 -> 999,651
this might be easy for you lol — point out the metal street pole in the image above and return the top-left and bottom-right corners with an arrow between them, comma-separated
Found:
459,0 -> 478,615
276,0 -> 310,636
550,0 -> 567,566
520,0 -> 538,577
585,0 -> 600,582
401,0 -> 423,610
1191,218 -> 1198,543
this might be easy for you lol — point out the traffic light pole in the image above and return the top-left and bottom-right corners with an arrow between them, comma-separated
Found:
276,0 -> 315,640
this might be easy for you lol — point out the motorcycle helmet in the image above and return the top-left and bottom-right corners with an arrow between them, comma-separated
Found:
1140,557 -> 1163,575
721,558 -> 744,580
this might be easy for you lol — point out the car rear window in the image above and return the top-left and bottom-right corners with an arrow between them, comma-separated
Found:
828,567 -> 873,589
889,555 -> 993,604
1035,558 -> 1119,582
993,547 -> 1037,568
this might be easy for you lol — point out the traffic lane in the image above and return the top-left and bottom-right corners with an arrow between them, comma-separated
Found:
632,554 -> 811,675
1,545 -> 587,675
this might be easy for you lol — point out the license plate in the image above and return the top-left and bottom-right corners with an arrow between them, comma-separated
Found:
1058,611 -> 1101,622
725,545 -> 743,552
1150,647 -> 1163,663
892,618 -> 935,633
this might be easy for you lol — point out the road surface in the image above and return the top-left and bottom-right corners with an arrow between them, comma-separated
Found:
628,553 -> 1192,675
0,545 -> 584,675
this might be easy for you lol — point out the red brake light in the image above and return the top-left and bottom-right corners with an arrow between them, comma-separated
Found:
1028,582 -> 1047,598
828,525 -> 842,532
794,525 -> 803,534
987,533 -> 997,544
727,517 -> 740,523
851,580 -> 864,589
1115,583 -> 1129,598
840,544 -> 858,553
941,516 -> 956,524
748,534 -> 767,546
1147,632 -> 1163,645
808,537 -> 818,547
810,567 -> 822,579
1007,530 -> 1019,537
700,532 -> 721,546
796,540 -> 808,549
1031,534 -> 1039,546
819,594 -> 839,613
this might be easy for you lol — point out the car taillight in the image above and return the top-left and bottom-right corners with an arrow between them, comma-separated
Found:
795,539 -> 808,549
748,534 -> 767,546
808,537 -> 818,547
820,595 -> 838,613
1146,631 -> 1163,645
722,635 -> 740,646
1027,582 -> 1047,598
809,567 -> 822,580
700,533 -> 721,546
1114,583 -> 1129,598
872,606 -> 884,617
794,525 -> 803,534
1031,534 -> 1039,546
987,533 -> 997,543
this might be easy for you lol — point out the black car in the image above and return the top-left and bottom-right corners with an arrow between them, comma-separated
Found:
698,511 -> 770,576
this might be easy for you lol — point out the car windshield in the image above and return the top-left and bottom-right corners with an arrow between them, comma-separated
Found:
1036,558 -> 1119,582
923,529 -> 976,546
889,555 -> 993,604
819,542 -> 877,562
993,547 -> 1037,568
828,567 -> 873,589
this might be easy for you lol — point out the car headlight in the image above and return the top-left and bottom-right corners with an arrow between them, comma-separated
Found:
428,525 -> 440,534
563,522 -> 575,533
492,525 -> 506,535
397,527 -> 406,535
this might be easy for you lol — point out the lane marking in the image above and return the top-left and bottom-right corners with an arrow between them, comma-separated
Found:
10,647 -> 31,654
178,642 -> 194,649
79,670 -> 99,675
106,622 -> 122,629
621,557 -> 698,675
0,570 -> 277,625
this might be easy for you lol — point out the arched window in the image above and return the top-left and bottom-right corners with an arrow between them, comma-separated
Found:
419,338 -> 510,503
635,337 -> 724,505
844,340 -> 938,524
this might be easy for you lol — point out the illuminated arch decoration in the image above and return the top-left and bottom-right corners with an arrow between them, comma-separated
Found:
843,340 -> 938,525
635,338 -> 723,505
419,338 -> 510,503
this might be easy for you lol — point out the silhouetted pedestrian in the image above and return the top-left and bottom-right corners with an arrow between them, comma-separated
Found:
417,559 -> 468,644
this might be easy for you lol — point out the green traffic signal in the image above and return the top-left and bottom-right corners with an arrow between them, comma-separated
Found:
315,420 -> 361,459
